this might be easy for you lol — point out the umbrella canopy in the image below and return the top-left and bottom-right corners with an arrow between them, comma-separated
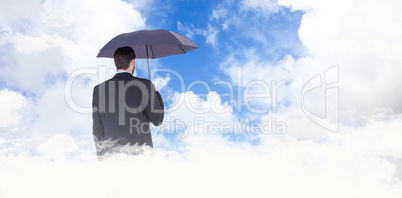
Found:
97,29 -> 199,79
97,29 -> 199,59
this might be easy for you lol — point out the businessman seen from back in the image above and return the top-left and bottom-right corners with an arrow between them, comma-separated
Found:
92,46 -> 164,156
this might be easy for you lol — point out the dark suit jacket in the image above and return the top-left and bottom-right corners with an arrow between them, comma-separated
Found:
92,72 -> 164,155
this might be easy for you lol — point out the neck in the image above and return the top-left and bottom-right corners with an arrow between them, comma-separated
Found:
117,69 -> 132,74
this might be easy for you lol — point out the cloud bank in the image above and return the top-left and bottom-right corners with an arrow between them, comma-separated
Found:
0,0 -> 401,197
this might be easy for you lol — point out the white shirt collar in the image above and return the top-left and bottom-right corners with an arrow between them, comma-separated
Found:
116,70 -> 131,74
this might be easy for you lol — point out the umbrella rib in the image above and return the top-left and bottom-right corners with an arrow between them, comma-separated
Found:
177,44 -> 186,54
149,45 -> 155,59
167,31 -> 188,54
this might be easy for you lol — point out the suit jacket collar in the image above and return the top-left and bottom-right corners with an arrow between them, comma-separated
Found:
112,72 -> 134,80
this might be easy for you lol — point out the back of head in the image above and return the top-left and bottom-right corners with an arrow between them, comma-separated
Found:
114,46 -> 136,70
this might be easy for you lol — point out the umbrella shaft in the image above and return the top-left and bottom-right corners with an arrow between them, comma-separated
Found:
146,45 -> 150,80
145,45 -> 151,80
147,58 -> 150,80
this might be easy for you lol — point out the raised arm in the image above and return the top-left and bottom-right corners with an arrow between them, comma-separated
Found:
144,81 -> 164,126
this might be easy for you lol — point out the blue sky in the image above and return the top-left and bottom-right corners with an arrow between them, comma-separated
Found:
138,0 -> 304,82
0,0 -> 402,197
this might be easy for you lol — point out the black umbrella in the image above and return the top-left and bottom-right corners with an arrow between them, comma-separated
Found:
97,29 -> 199,79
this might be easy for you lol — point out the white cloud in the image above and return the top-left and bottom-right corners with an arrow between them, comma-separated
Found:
36,134 -> 78,160
241,0 -> 280,14
154,74 -> 171,91
220,0 -> 402,121
211,8 -> 228,21
0,89 -> 31,132
215,0 -> 402,185
161,91 -> 235,140
177,22 -> 219,47
278,0 -> 402,112
210,0 -> 234,30
0,0 -> 146,92
2,31 -> 73,55
203,24 -> 219,47
1,125 -> 402,198
177,21 -> 194,39
0,0 -> 43,30
31,80 -> 93,136
40,9 -> 74,28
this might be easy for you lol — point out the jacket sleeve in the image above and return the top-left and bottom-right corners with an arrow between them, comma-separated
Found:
144,81 -> 165,126
92,86 -> 104,156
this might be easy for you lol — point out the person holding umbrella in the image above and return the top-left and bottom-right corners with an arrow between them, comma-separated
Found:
93,29 -> 199,156
92,46 -> 164,156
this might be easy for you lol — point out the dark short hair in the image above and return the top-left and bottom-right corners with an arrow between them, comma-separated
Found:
114,46 -> 135,70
